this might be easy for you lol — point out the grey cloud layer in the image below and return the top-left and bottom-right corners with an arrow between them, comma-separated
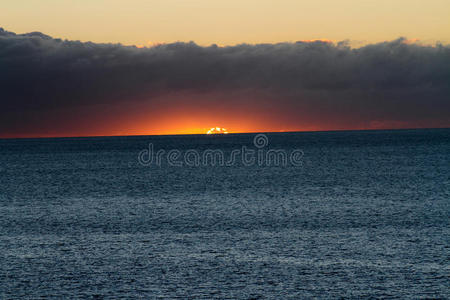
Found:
0,28 -> 449,126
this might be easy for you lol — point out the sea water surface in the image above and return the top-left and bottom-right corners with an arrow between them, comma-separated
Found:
0,129 -> 449,299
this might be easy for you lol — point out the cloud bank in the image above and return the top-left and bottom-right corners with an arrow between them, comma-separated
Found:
0,28 -> 449,136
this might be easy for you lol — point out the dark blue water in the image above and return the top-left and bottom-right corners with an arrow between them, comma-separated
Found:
0,129 -> 449,299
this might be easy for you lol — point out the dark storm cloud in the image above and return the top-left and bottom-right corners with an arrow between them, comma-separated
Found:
0,27 -> 449,133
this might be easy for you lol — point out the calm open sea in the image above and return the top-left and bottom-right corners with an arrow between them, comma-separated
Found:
0,129 -> 449,299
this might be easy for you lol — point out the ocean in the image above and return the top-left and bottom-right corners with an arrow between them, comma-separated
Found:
0,129 -> 449,299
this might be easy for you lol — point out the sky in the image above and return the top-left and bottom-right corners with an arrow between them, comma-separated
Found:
0,0 -> 449,137
2,0 -> 450,46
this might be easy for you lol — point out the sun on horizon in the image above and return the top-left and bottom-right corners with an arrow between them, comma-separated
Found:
206,127 -> 229,134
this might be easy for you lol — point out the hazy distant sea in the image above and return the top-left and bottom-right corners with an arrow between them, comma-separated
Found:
0,129 -> 449,299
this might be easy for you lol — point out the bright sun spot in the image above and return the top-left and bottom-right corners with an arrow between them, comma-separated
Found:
206,127 -> 228,134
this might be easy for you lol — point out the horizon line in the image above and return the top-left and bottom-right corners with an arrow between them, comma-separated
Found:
1,126 -> 449,140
